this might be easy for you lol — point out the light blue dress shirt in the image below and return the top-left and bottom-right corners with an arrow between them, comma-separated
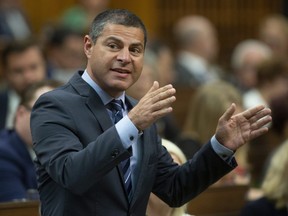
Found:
81,70 -> 234,172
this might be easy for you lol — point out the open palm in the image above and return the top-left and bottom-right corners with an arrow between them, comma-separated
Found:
215,103 -> 272,151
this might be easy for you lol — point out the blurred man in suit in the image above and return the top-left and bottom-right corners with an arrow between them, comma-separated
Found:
0,80 -> 61,202
0,39 -> 47,130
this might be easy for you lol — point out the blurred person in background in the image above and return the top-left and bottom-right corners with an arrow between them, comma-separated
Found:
127,47 -> 180,142
0,0 -> 31,43
230,39 -> 272,94
60,0 -> 110,33
240,139 -> 288,216
147,39 -> 176,87
44,26 -> 86,83
243,57 -> 288,109
0,80 -> 61,202
258,14 -> 288,62
146,138 -> 192,216
173,15 -> 222,87
246,90 -> 288,198
0,39 -> 47,130
178,80 -> 249,185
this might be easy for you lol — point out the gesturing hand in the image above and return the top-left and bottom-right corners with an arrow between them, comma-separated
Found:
128,81 -> 176,131
215,103 -> 272,151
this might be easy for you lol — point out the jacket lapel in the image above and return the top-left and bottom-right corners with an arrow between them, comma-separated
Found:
69,71 -> 113,132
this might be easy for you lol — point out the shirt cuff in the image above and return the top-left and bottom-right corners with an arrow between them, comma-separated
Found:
211,135 -> 234,162
115,115 -> 139,149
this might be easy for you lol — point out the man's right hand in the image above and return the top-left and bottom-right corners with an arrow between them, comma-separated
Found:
128,81 -> 176,131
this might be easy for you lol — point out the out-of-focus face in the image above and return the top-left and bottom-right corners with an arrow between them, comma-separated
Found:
84,23 -> 145,98
269,76 -> 288,99
54,35 -> 86,70
16,86 -> 54,146
198,24 -> 219,63
259,20 -> 288,60
157,48 -> 175,86
5,47 -> 46,95
236,51 -> 268,90
127,63 -> 155,100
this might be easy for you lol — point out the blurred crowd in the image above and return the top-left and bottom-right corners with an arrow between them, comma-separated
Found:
0,0 -> 288,215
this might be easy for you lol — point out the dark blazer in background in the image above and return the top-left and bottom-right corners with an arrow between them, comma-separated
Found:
240,197 -> 287,216
0,129 -> 37,202
0,91 -> 8,130
31,71 -> 236,216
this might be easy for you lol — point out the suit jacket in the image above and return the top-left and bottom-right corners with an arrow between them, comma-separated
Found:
0,129 -> 37,202
31,71 -> 236,216
0,91 -> 8,130
240,197 -> 287,216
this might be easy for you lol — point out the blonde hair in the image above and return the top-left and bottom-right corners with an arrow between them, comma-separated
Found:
183,80 -> 242,144
261,140 -> 288,209
162,138 -> 188,216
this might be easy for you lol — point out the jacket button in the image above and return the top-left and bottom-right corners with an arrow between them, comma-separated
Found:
111,148 -> 120,158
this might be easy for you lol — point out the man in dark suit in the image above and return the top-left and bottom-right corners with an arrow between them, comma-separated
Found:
0,39 -> 47,130
0,80 -> 61,202
31,9 -> 272,216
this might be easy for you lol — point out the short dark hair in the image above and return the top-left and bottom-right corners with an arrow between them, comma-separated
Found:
1,39 -> 45,68
89,9 -> 147,47
20,79 -> 63,109
47,26 -> 84,47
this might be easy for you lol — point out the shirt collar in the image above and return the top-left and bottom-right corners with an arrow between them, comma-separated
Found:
81,70 -> 125,106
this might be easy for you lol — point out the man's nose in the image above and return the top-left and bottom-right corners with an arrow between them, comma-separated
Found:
117,48 -> 131,64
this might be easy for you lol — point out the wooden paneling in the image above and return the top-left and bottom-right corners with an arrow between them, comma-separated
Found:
21,0 -> 77,33
156,0 -> 284,68
20,0 -> 284,67
0,201 -> 40,216
187,185 -> 249,216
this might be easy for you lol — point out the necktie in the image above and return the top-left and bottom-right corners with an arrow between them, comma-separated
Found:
108,99 -> 132,200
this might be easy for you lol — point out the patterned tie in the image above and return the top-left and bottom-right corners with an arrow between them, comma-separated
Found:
108,99 -> 132,200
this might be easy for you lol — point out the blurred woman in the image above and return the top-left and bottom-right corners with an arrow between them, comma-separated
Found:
177,80 -> 248,185
240,140 -> 288,216
146,139 -> 192,216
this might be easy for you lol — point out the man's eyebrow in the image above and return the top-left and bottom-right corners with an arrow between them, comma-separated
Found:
105,36 -> 144,48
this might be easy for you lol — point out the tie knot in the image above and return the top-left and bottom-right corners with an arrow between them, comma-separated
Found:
108,99 -> 123,112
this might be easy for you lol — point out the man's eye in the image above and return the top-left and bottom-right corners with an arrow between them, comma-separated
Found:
108,43 -> 118,49
130,48 -> 142,55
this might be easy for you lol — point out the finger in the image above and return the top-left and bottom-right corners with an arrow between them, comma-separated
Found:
250,127 -> 269,140
248,108 -> 272,124
251,115 -> 272,130
146,82 -> 174,100
152,95 -> 176,112
242,105 -> 266,119
146,81 -> 159,94
220,103 -> 236,121
151,106 -> 174,119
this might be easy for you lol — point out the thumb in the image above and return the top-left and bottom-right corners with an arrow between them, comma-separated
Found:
221,103 -> 236,121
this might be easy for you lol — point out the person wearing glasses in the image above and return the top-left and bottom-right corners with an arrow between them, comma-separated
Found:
0,80 -> 61,202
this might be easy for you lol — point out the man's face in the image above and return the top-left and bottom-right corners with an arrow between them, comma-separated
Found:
16,86 -> 54,146
5,46 -> 46,95
84,23 -> 145,97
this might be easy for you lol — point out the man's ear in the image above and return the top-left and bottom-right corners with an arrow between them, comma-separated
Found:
84,35 -> 93,57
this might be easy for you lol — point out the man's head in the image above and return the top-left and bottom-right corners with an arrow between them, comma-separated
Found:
84,9 -> 147,97
174,15 -> 219,63
1,39 -> 47,96
231,39 -> 272,91
15,80 -> 62,146
46,27 -> 86,71
88,9 -> 147,47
